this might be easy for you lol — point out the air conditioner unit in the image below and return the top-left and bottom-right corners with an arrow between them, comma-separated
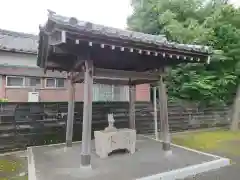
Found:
28,92 -> 40,102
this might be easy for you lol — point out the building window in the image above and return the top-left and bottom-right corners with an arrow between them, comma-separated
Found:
46,78 -> 55,88
45,78 -> 65,88
93,84 -> 129,102
6,76 -> 42,88
56,78 -> 65,88
6,76 -> 25,87
26,77 -> 41,87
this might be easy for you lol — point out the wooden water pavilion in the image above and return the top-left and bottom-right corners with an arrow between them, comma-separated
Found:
37,11 -> 211,168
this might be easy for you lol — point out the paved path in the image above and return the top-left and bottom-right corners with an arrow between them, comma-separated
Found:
31,136 -> 220,180
185,151 -> 239,179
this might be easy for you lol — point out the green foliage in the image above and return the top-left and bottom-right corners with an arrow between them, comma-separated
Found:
128,0 -> 240,106
0,98 -> 8,102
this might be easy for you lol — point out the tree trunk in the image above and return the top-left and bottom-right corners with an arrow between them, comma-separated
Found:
230,85 -> 240,131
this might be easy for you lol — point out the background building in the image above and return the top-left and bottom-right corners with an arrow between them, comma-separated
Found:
0,29 -> 150,102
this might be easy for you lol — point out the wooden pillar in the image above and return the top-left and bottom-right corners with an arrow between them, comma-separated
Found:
129,84 -> 136,129
158,76 -> 171,151
66,76 -> 75,147
153,86 -> 159,140
81,60 -> 93,167
158,81 -> 164,140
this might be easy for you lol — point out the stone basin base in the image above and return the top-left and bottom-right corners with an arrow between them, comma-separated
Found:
94,128 -> 136,158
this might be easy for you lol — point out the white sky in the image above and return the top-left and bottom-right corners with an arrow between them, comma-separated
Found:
0,0 -> 239,35
0,0 -> 132,34
231,0 -> 240,6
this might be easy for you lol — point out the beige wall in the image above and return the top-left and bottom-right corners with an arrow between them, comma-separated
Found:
1,76 -> 150,102
0,51 -> 37,67
0,51 -> 151,102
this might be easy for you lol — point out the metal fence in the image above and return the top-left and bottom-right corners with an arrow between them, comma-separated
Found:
0,101 -> 231,153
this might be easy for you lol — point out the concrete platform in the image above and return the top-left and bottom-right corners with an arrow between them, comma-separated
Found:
28,135 -> 231,180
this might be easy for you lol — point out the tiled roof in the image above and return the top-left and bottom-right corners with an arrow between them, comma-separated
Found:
0,13 -> 212,56
45,12 -> 211,54
0,29 -> 38,54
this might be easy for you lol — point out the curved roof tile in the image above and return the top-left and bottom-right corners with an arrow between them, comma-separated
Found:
46,13 -> 211,54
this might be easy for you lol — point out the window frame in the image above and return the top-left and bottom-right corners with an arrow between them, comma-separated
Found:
93,84 -> 129,102
26,77 -> 41,87
56,78 -> 65,88
45,78 -> 65,88
6,76 -> 25,88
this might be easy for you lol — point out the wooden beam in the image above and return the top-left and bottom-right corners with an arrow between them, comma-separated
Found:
71,70 -> 84,83
72,68 -> 159,83
52,46 -> 68,54
94,68 -> 159,80
131,79 -> 158,85
46,61 -> 63,68
92,77 -> 129,85
48,30 -> 66,46
66,31 -> 209,59
72,59 -> 85,71
72,76 -> 158,85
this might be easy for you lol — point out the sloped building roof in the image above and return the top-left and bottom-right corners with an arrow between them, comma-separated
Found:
0,17 -> 211,56
44,13 -> 211,54
0,29 -> 38,54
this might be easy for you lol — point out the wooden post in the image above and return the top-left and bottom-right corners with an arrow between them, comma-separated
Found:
158,82 -> 164,140
81,60 -> 93,167
153,86 -> 159,140
129,84 -> 136,129
66,76 -> 75,147
158,76 -> 171,151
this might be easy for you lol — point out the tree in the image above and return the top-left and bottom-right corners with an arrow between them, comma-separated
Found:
128,0 -> 240,107
231,85 -> 240,131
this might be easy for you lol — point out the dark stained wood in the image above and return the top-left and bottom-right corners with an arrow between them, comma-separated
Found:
70,68 -> 159,85
0,101 -> 230,152
129,85 -> 136,129
65,31 -> 208,57
45,39 -> 205,72
81,60 -> 93,166
48,30 -> 66,46
158,76 -> 170,148
66,77 -> 75,147
38,14 -> 211,73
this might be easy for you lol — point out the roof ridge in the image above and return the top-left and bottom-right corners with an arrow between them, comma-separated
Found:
0,28 -> 38,39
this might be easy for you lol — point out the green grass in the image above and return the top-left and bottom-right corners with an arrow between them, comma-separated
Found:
0,156 -> 27,180
9,175 -> 28,180
0,159 -> 23,174
0,175 -> 28,180
172,130 -> 240,155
